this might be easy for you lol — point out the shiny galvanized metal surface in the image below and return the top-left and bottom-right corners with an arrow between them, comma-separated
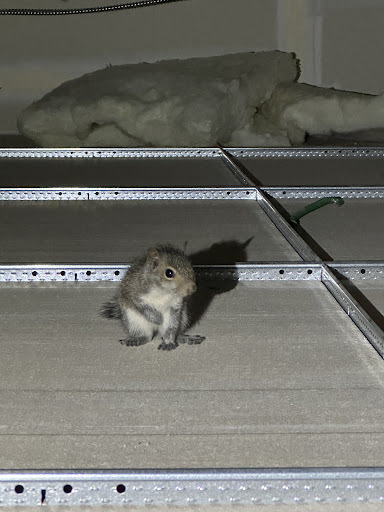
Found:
0,187 -> 256,201
264,186 -> 384,199
0,147 -> 383,507
1,147 -> 384,159
1,468 -> 384,506
0,263 -> 323,283
0,262 -> 384,283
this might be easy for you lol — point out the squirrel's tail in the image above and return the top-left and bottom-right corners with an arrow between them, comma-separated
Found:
100,298 -> 121,319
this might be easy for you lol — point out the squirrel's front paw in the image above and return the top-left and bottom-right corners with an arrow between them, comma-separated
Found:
146,310 -> 163,325
137,302 -> 163,325
158,341 -> 179,351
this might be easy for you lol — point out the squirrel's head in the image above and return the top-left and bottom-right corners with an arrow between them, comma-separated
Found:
146,244 -> 197,297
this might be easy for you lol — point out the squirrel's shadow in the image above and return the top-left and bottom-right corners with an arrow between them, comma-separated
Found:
187,238 -> 252,329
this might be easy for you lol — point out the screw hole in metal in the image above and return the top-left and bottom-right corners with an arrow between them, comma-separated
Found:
116,484 -> 126,494
279,269 -> 285,275
63,485 -> 73,494
14,485 -> 24,494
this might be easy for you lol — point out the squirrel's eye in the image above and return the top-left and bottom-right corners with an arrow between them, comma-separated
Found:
165,268 -> 175,278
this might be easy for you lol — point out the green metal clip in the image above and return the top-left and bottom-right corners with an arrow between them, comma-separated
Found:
290,197 -> 345,226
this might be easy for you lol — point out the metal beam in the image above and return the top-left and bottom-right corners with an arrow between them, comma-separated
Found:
331,261 -> 384,280
1,186 -> 383,201
215,149 -> 321,261
0,263 -> 323,282
0,468 -> 383,506
0,187 -> 256,201
263,186 -> 384,199
1,147 -> 384,159
218,146 -> 256,187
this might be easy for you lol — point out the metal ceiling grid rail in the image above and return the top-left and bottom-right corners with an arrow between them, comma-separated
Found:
0,148 -> 222,159
220,150 -> 384,359
1,468 -> 384,507
0,147 -> 384,506
0,263 -> 383,283
332,262 -> 384,279
0,187 -> 257,201
264,186 -> 384,199
230,147 -> 384,159
0,263 -> 323,283
0,148 -> 382,357
1,147 -> 384,158
255,188 -> 321,262
1,186 -> 383,200
0,186 -> 383,200
218,146 -> 256,187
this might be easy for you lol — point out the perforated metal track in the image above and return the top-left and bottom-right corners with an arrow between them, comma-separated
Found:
1,147 -> 384,159
0,187 -> 256,201
1,469 -> 384,506
1,147 -> 384,506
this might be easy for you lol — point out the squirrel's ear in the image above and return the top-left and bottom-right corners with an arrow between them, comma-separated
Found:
147,247 -> 160,269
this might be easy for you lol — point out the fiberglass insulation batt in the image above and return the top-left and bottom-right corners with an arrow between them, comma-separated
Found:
17,51 -> 297,148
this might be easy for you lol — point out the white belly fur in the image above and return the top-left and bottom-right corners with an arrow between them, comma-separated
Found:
123,306 -> 154,338
140,288 -> 182,339
141,287 -> 180,311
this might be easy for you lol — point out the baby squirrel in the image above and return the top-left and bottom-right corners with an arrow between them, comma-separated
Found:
101,244 -> 205,350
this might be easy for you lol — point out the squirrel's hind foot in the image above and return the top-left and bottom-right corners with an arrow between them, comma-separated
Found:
178,334 -> 206,345
120,336 -> 149,347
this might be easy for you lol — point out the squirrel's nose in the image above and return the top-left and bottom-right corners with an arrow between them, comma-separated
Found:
186,282 -> 197,295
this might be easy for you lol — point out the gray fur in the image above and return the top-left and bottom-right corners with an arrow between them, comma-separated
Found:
158,305 -> 182,351
100,297 -> 121,319
101,244 -> 205,350
131,297 -> 163,325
